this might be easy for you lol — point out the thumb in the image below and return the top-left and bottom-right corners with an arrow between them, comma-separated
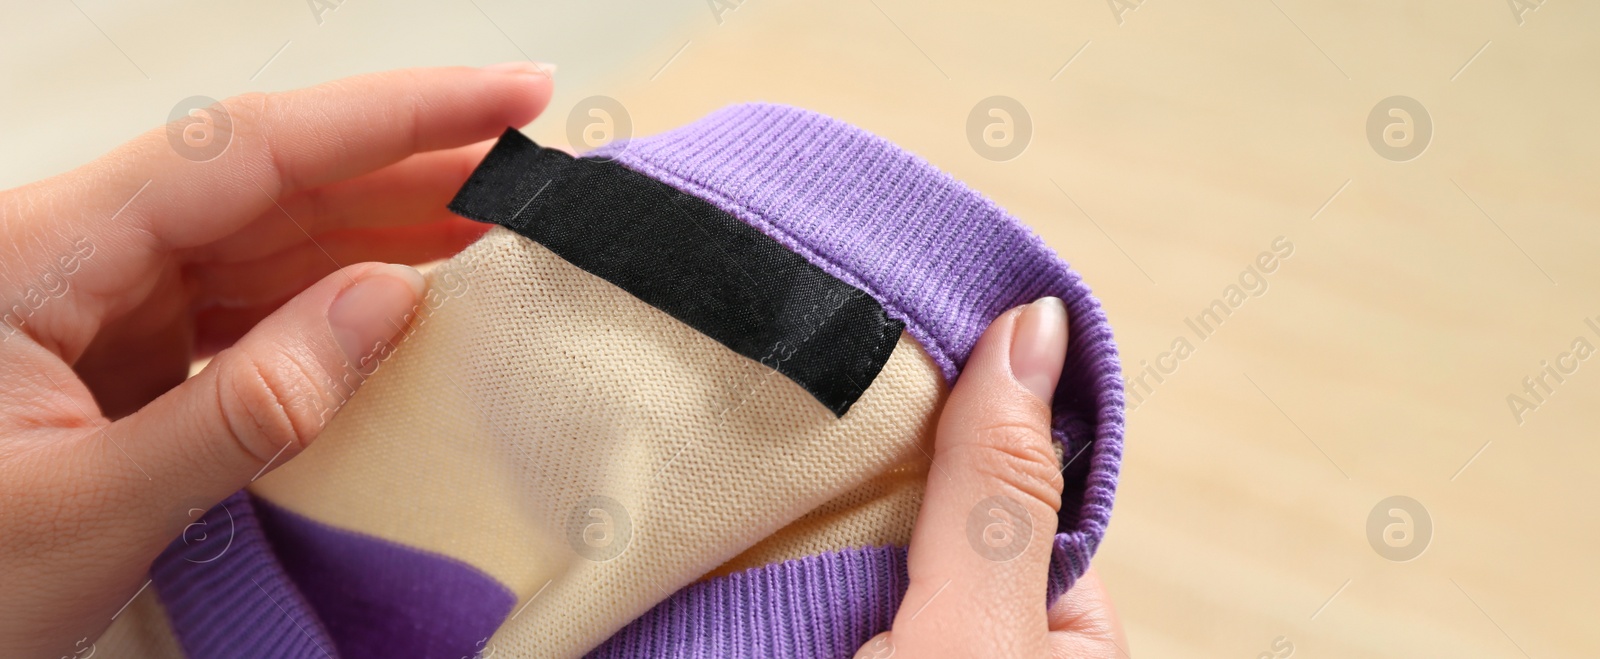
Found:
860,297 -> 1069,658
99,262 -> 423,533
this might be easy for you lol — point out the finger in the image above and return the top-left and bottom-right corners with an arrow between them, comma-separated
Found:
99,64 -> 549,247
1047,569 -> 1130,658
191,293 -> 293,357
80,262 -> 424,534
190,141 -> 496,264
190,218 -> 488,308
6,64 -> 548,357
70,263 -> 192,419
874,297 -> 1069,657
25,262 -> 422,640
72,217 -> 484,405
854,633 -> 897,659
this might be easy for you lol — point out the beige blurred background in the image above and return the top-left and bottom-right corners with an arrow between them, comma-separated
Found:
5,0 -> 1598,656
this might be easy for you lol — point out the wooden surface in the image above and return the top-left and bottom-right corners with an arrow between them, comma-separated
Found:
6,1 -> 1598,656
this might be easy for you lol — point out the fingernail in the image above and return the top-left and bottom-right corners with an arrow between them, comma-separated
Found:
1010,296 -> 1068,402
483,61 -> 557,77
328,264 -> 425,364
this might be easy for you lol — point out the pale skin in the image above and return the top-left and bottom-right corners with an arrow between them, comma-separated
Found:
0,65 -> 1124,658
857,298 -> 1128,658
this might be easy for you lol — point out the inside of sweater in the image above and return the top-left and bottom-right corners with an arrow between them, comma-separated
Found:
246,227 -> 947,657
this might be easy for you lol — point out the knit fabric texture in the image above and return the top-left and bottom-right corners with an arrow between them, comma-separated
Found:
590,104 -> 1123,602
96,103 -> 1124,659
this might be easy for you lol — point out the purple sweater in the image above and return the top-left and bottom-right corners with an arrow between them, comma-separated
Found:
132,103 -> 1124,659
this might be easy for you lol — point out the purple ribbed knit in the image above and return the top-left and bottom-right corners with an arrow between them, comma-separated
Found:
587,546 -> 908,659
253,497 -> 516,659
593,103 -> 1124,608
151,492 -> 337,658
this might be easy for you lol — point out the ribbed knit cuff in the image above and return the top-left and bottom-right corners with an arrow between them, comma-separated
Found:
151,492 -> 336,658
593,103 -> 1125,605
588,546 -> 908,659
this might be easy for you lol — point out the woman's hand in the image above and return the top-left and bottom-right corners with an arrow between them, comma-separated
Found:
857,297 -> 1129,658
0,64 -> 551,657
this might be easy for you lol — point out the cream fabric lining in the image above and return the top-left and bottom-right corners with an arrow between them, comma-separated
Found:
93,589 -> 183,659
248,227 -> 944,657
706,462 -> 927,579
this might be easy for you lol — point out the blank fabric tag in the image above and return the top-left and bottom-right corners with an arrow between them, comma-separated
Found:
449,128 -> 905,417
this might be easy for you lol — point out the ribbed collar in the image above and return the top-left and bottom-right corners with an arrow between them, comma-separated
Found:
594,103 -> 1125,605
